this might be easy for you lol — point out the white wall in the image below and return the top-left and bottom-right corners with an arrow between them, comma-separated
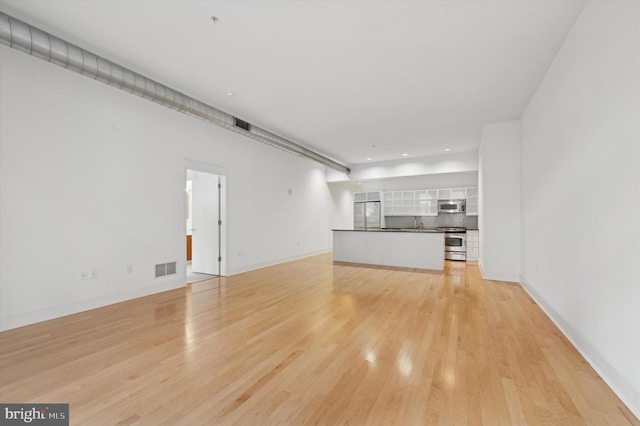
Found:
348,151 -> 478,182
478,120 -> 521,282
0,46 -> 341,330
357,171 -> 478,193
327,181 -> 357,232
521,0 -> 640,416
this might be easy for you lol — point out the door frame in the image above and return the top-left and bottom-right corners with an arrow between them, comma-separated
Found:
184,159 -> 227,277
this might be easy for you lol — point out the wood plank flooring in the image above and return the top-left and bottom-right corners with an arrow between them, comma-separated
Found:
0,254 -> 637,425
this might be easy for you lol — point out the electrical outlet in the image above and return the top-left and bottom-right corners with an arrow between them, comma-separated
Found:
81,271 -> 88,281
126,264 -> 133,274
91,270 -> 98,279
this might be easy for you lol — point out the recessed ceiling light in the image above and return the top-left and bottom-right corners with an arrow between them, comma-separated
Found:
211,16 -> 219,23
444,148 -> 451,152
402,153 -> 409,157
366,157 -> 373,161
225,91 -> 235,97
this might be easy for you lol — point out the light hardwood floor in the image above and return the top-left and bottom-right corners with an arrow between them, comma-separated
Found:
0,254 -> 637,425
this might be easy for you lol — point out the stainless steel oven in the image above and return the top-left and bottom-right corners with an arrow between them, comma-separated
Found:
438,227 -> 466,261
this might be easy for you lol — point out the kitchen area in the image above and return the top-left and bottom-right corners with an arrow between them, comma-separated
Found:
332,187 -> 479,271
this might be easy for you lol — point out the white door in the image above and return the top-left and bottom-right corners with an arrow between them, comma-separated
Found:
191,171 -> 220,275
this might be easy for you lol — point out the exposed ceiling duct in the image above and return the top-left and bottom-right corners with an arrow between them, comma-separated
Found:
0,11 -> 350,175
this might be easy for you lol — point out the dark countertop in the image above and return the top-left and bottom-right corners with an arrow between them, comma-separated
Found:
332,228 -> 444,233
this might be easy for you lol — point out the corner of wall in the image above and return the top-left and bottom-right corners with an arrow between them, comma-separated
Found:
477,261 -> 519,283
228,249 -> 331,276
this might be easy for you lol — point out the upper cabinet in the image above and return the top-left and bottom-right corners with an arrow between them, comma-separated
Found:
382,187 -> 477,216
465,187 -> 478,216
385,191 -> 414,215
401,191 -> 415,214
425,190 -> 438,216
416,190 -> 427,216
437,187 -> 467,199
383,189 -> 438,216
354,191 -> 382,202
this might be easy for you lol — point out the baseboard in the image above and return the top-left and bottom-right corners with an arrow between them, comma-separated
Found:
0,278 -> 184,332
0,250 -> 332,331
478,261 -> 519,283
520,278 -> 640,420
227,249 -> 331,276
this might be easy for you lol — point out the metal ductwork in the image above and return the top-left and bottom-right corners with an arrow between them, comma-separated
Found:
0,12 -> 350,175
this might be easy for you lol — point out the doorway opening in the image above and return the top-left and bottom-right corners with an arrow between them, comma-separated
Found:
185,163 -> 227,283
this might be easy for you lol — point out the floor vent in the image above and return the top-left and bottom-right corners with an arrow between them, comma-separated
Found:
155,262 -> 177,278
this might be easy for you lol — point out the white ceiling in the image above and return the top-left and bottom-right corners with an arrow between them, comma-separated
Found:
0,0 -> 586,167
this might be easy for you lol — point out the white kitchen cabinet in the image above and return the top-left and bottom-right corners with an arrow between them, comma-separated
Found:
392,192 -> 403,214
383,192 -> 393,214
382,191 -> 398,216
466,230 -> 479,261
401,191 -> 414,214
415,190 -> 427,215
466,187 -> 478,216
383,187 -> 477,216
366,191 -> 381,201
437,188 -> 466,200
354,191 -> 381,202
426,190 -> 438,216
383,190 -> 432,216
383,191 -> 398,215
436,188 -> 450,199
333,230 -> 445,271
452,188 -> 467,198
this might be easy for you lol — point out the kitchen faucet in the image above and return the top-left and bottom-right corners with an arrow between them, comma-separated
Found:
413,216 -> 423,229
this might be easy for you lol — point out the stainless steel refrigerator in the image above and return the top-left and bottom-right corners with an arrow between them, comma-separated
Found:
354,201 -> 382,230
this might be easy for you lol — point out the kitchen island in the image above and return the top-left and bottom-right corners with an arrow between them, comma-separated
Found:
332,229 -> 444,271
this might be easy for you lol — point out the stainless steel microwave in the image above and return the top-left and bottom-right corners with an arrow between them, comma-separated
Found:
437,199 -> 466,214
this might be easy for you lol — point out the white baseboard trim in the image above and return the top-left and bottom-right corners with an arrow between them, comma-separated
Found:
0,278 -> 184,332
478,261 -> 519,283
0,250 -> 332,331
227,249 -> 331,276
520,278 -> 640,420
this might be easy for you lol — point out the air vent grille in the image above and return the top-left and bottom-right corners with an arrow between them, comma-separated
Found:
234,117 -> 251,131
155,264 -> 166,278
155,262 -> 177,278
